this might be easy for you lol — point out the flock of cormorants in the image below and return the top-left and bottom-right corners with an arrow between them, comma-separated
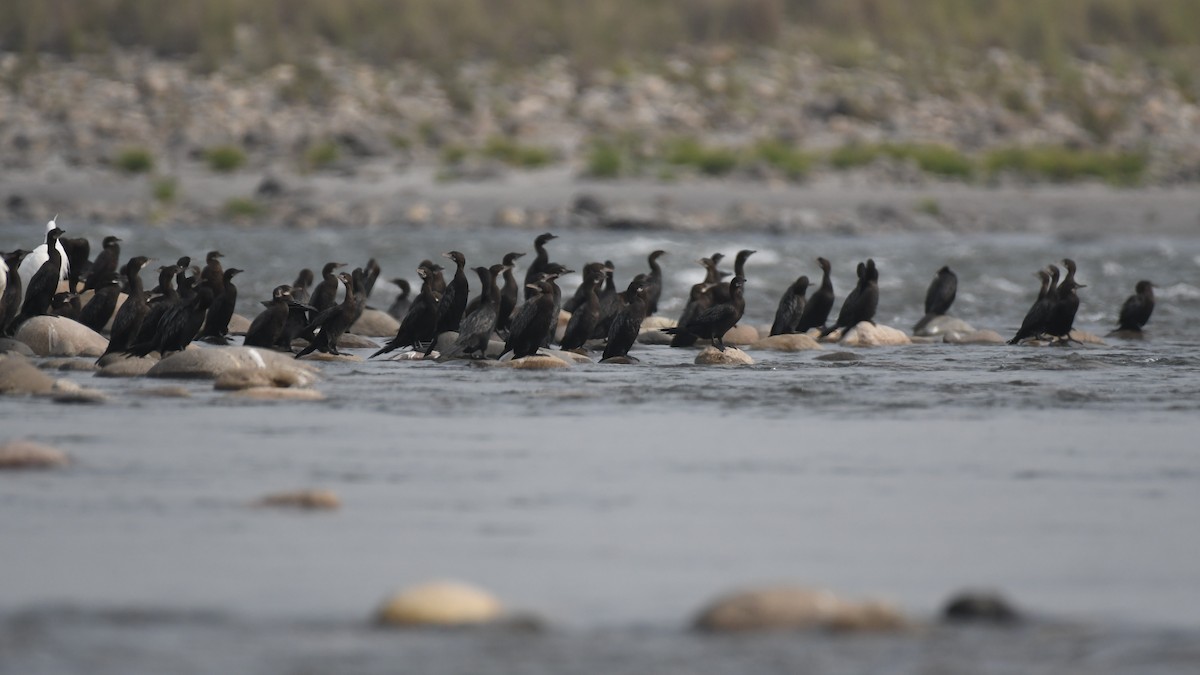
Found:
1,218 -> 1158,363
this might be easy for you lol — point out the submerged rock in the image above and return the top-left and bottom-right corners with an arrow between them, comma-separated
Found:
942,590 -> 1022,625
749,333 -> 822,351
0,354 -> 58,395
376,581 -> 504,628
944,329 -> 1005,345
695,346 -> 753,365
255,489 -> 340,510
227,387 -> 326,401
1107,328 -> 1146,341
914,315 -> 975,337
503,354 -> 570,370
0,338 -> 35,356
214,364 -> 315,390
839,322 -> 911,347
350,308 -> 401,337
1068,330 -> 1106,345
148,346 -> 319,382
95,355 -> 159,377
722,325 -> 759,346
0,440 -> 69,469
815,351 -> 862,362
692,585 -> 909,633
14,316 -> 108,357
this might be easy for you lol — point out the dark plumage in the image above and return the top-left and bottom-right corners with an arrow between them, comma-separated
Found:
198,268 -> 243,343
78,272 -> 122,331
770,275 -> 809,336
363,258 -> 382,299
50,292 -> 81,320
1116,280 -> 1155,332
0,249 -> 31,335
560,263 -> 607,351
602,275 -> 650,361
1008,269 -> 1053,345
200,251 -> 225,294
669,257 -> 723,347
126,285 -> 215,357
296,272 -> 361,358
523,232 -> 557,300
371,264 -> 442,358
84,236 -> 121,291
795,257 -> 834,334
134,265 -> 181,346
539,262 -> 573,347
662,276 -> 746,351
913,265 -> 957,333
290,268 -> 315,304
644,250 -> 666,316
592,260 -> 621,339
1044,258 -> 1084,341
496,252 -> 525,332
386,279 -> 412,320
711,250 -> 755,304
15,227 -> 66,327
823,259 -> 878,336
98,257 -> 152,360
433,251 -> 469,334
439,265 -> 504,361
310,261 -> 347,312
244,285 -> 296,349
501,280 -> 557,359
61,236 -> 91,293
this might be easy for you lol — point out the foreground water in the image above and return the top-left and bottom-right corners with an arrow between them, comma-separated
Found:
2,224 -> 1199,673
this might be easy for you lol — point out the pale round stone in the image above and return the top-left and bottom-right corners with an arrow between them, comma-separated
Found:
227,387 -> 325,401
297,352 -> 363,362
695,346 -> 754,365
541,348 -> 591,364
504,354 -> 570,369
944,329 -> 1006,345
350,308 -> 401,337
149,347 -> 319,381
255,489 -> 340,510
839,322 -> 911,347
914,315 -> 975,337
637,329 -> 674,345
95,355 -> 158,377
227,313 -> 252,334
1068,329 -> 1106,345
0,440 -> 69,469
14,316 -> 109,357
376,581 -> 504,627
749,334 -> 822,351
692,585 -> 909,632
0,354 -> 58,394
721,325 -> 759,346
640,315 -> 677,330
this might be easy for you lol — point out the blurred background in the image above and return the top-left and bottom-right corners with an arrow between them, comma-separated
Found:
1,0 -> 1199,228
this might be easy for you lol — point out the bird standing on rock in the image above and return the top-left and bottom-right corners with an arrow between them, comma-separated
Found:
1114,280 -> 1155,334
662,276 -> 746,352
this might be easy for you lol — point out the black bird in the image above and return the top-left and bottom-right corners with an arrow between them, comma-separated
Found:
539,262 -> 573,347
711,250 -> 755,304
824,262 -> 865,338
50,292 -> 81,320
78,272 -> 122,332
296,272 -> 361,358
15,227 -> 66,327
126,285 -> 215,357
1115,280 -> 1155,333
1008,269 -> 1053,345
795,257 -> 835,334
0,249 -> 31,335
501,280 -> 557,359
434,251 -> 469,334
592,260 -> 622,339
770,275 -> 810,336
662,276 -> 746,352
644,250 -> 667,316
669,257 -> 723,347
84,236 -> 121,291
913,265 -> 957,333
244,285 -> 297,349
560,263 -> 607,351
439,265 -> 505,361
198,267 -> 243,343
200,250 -> 225,294
98,257 -> 152,360
523,232 -> 558,300
602,275 -> 650,361
1044,258 -> 1084,342
363,258 -> 382,299
310,261 -> 347,312
371,264 -> 442,358
133,265 -> 182,345
170,256 -> 191,296
290,268 -> 315,304
349,267 -> 368,326
496,252 -> 525,333
61,236 -> 91,293
823,259 -> 879,337
386,279 -> 412,320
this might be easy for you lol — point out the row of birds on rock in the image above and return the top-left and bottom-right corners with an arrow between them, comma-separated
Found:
2,219 -> 1157,363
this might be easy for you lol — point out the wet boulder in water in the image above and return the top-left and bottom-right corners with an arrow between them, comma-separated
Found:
95,354 -> 159,377
839,322 -> 911,347
350,308 -> 401,337
375,580 -> 504,628
0,439 -> 69,469
0,338 -> 36,357
914,315 -> 975,338
695,346 -> 754,365
941,590 -> 1022,625
0,353 -> 58,394
14,316 -> 109,357
227,313 -> 252,335
214,364 -> 317,390
722,325 -> 759,346
148,346 -> 320,381
692,585 -> 909,632
502,354 -> 570,370
1068,329 -> 1106,346
254,489 -> 340,510
226,387 -> 326,401
944,329 -> 1005,345
749,333 -> 822,352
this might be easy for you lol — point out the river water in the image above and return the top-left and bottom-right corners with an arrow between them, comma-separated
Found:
2,223 -> 1199,674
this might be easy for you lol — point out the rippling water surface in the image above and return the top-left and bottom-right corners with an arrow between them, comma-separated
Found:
2,224 -> 1199,674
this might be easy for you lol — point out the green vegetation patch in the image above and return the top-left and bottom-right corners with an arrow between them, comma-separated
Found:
753,140 -> 815,180
304,140 -> 340,171
984,146 -> 1147,185
205,145 -> 247,172
115,147 -> 154,174
662,137 -> 738,176
482,136 -> 555,168
585,139 -> 624,178
151,176 -> 178,204
223,197 -> 263,219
